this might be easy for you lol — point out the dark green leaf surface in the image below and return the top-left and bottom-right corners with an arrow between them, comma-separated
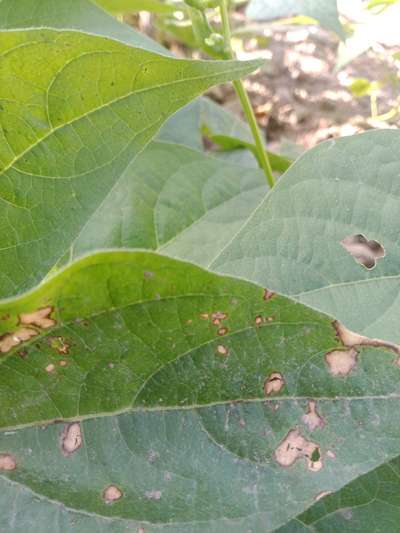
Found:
202,131 -> 292,173
0,250 -> 345,429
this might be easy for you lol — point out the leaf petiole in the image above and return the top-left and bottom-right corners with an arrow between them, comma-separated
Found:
219,0 -> 275,187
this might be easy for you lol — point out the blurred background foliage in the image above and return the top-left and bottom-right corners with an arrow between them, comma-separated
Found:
94,0 -> 400,155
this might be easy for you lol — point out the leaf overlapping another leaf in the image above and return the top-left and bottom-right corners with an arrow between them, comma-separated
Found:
1,1 -> 400,531
0,28 -> 261,298
0,251 -> 400,531
212,130 -> 400,344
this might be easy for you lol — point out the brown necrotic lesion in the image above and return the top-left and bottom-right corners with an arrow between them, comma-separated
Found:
0,306 -> 56,354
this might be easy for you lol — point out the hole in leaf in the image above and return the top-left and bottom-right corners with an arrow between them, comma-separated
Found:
341,234 -> 385,269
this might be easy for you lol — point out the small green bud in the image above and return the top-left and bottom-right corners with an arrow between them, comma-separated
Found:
204,32 -> 224,47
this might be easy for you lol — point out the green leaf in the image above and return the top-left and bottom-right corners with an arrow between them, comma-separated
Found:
0,250 -> 339,427
0,28 -> 261,298
66,141 -> 267,267
0,0 -> 165,52
155,11 -> 199,49
246,0 -> 345,38
94,0 -> 177,14
201,128 -> 293,173
1,250 -> 400,531
1,408 -> 400,532
278,454 -> 400,532
211,129 -> 400,344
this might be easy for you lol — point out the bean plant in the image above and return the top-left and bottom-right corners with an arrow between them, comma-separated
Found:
0,1 -> 399,532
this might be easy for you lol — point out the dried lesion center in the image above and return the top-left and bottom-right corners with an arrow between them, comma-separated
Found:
0,306 -> 56,354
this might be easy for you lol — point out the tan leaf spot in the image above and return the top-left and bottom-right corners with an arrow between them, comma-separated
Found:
325,348 -> 358,377
263,289 -> 275,300
60,423 -> 82,456
0,453 -> 16,471
212,311 -> 227,321
264,372 -> 285,396
103,485 -> 123,504
334,321 -> 400,355
274,429 -> 322,472
216,344 -> 229,356
0,328 -> 37,353
315,490 -> 332,501
302,400 -> 325,431
255,315 -> 263,325
19,306 -> 55,329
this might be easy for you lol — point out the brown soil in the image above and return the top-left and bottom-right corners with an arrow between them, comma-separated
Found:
207,24 -> 400,151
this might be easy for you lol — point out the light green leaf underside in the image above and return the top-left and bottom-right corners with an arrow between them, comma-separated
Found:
1,397 -> 400,531
278,454 -> 400,532
68,141 -> 267,268
212,129 -> 400,344
245,0 -> 345,37
0,28 -> 260,298
0,0 -> 165,52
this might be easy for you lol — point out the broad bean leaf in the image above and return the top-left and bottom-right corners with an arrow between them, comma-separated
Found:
1,251 -> 400,531
213,130 -> 400,344
1,2 -> 399,531
0,0 -> 164,52
278,454 -> 400,532
1,249 -> 348,429
0,28 -> 260,298
66,141 -> 267,266
246,0 -> 345,38
0,0 -> 260,163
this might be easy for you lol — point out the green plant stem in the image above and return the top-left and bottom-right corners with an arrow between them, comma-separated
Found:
219,0 -> 275,187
